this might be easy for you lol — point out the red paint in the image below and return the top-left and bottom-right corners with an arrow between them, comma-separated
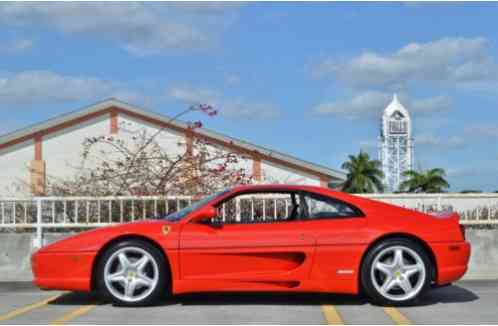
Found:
110,110 -> 119,134
34,135 -> 43,160
31,185 -> 471,295
185,130 -> 194,156
252,157 -> 262,181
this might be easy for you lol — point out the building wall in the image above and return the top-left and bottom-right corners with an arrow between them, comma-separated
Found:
196,142 -> 253,175
119,113 -> 187,158
0,110 -> 331,197
261,160 -> 321,186
0,139 -> 34,196
43,115 -> 109,181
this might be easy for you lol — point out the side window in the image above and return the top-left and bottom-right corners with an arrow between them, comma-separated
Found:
303,192 -> 361,219
209,192 -> 301,225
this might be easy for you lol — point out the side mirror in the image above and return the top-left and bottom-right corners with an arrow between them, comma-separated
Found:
189,205 -> 218,223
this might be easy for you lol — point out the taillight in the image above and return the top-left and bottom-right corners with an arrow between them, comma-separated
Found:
459,225 -> 466,240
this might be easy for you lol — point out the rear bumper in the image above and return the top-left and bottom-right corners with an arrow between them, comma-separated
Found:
31,250 -> 96,292
432,241 -> 471,285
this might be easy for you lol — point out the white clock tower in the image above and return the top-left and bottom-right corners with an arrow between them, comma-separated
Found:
379,94 -> 414,193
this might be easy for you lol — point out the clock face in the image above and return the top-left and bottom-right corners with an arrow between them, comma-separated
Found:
387,111 -> 408,134
391,111 -> 404,120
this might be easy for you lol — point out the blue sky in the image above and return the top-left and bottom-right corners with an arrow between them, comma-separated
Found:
1,2 -> 497,191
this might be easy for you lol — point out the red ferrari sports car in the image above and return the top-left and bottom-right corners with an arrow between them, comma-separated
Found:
32,185 -> 470,306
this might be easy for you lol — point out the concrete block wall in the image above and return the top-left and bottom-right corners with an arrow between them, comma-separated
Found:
0,233 -> 74,281
465,229 -> 498,280
0,229 -> 496,282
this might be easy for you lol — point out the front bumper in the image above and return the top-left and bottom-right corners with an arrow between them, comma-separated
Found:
432,241 -> 471,285
31,250 -> 96,292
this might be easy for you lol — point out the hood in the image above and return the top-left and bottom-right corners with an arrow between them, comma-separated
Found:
36,219 -> 175,253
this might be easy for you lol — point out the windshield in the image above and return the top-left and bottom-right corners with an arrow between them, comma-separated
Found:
161,189 -> 230,222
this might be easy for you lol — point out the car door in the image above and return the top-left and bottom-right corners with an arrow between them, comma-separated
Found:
301,191 -> 370,293
178,191 -> 316,292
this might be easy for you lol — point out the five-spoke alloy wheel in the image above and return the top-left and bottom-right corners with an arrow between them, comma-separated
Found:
361,238 -> 431,306
97,240 -> 168,306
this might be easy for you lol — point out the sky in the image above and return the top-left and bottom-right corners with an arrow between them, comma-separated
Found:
0,2 -> 497,192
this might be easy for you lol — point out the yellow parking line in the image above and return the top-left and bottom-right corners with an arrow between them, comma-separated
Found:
0,294 -> 61,322
50,304 -> 98,325
383,307 -> 412,325
321,304 -> 344,325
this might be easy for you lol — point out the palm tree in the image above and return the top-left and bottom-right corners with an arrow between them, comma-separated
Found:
398,168 -> 450,193
341,151 -> 384,193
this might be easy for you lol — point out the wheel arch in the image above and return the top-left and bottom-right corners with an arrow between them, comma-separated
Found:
90,234 -> 172,292
358,232 -> 438,291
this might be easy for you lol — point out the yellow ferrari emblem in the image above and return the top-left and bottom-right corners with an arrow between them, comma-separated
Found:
162,225 -> 171,235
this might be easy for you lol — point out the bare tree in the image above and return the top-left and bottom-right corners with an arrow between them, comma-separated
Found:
47,104 -> 254,196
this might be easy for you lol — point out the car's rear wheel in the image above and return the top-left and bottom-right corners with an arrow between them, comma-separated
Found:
96,239 -> 167,306
361,238 -> 431,306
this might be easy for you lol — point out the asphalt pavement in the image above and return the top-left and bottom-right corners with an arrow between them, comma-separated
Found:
0,281 -> 496,324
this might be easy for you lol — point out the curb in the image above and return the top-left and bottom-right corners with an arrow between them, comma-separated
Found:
0,281 -> 36,292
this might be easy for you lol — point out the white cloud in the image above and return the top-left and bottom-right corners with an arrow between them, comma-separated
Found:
410,95 -> 451,114
312,91 -> 389,120
465,126 -> 498,137
0,3 -> 240,56
170,2 -> 244,14
0,38 -> 33,54
166,84 -> 281,120
311,91 -> 451,120
312,37 -> 498,89
0,70 -> 142,105
167,85 -> 218,104
221,101 -> 281,120
224,74 -> 241,86
415,134 -> 466,149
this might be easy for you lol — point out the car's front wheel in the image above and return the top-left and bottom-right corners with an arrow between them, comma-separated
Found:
361,238 -> 431,306
96,239 -> 167,306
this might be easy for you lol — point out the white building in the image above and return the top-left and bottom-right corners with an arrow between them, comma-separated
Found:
0,99 -> 345,197
379,94 -> 414,193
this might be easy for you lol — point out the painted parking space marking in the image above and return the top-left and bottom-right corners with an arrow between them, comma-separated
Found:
383,307 -> 412,325
321,305 -> 344,324
0,294 -> 61,322
50,303 -> 98,325
1,280 -> 496,325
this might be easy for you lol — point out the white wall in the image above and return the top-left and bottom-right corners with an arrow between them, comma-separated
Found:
261,160 -> 321,185
43,113 -> 189,188
196,142 -> 253,175
0,139 -> 34,197
193,137 -> 322,185
43,115 -> 109,181
119,113 -> 186,158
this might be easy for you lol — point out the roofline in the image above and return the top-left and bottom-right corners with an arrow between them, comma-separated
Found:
0,98 -> 346,181
230,184 -> 334,192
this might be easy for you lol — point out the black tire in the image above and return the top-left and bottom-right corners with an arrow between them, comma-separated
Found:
360,237 -> 431,306
96,239 -> 169,306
